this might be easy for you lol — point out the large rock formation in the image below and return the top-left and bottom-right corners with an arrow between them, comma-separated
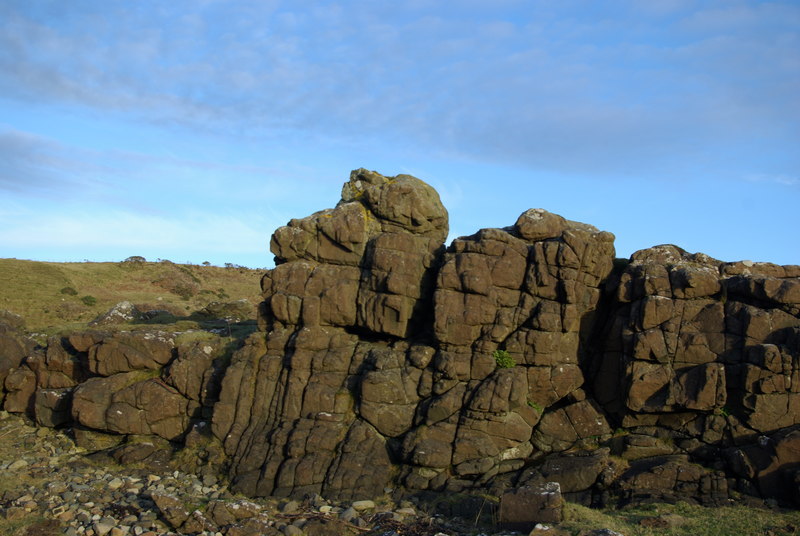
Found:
2,168 -> 799,510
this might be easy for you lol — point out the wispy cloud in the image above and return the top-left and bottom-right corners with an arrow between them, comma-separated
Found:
0,1 -> 797,181
0,127 -> 107,194
745,173 -> 799,187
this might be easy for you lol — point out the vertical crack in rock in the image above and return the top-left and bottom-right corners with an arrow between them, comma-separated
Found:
213,169 -> 449,499
3,168 -> 800,507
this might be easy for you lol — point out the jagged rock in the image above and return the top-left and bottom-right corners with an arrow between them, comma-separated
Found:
205,499 -> 262,527
150,493 -> 190,529
85,331 -> 176,376
72,371 -> 190,440
519,448 -> 616,496
615,455 -> 728,506
3,167 -> 799,509
593,243 -> 800,495
34,388 -> 72,427
726,427 -> 800,505
532,399 -> 612,453
164,337 -> 226,418
3,366 -> 36,415
499,482 -> 564,530
0,310 -> 25,330
89,301 -> 144,326
72,426 -> 126,451
110,435 -> 173,466
213,169 -> 449,500
180,509 -> 217,534
609,433 -> 678,461
0,317 -> 36,408
26,336 -> 90,389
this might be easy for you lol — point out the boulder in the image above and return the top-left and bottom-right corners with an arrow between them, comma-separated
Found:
72,371 -> 190,440
34,388 -> 72,427
499,482 -> 564,530
89,301 -> 144,326
3,366 -> 36,415
86,331 -> 175,376
0,317 -> 36,407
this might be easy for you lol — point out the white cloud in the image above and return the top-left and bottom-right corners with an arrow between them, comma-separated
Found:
0,1 -> 796,182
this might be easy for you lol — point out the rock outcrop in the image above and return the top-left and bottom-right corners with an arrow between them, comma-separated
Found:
2,168 -> 799,512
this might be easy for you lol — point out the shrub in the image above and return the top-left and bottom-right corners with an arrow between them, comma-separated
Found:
60,286 -> 78,296
80,295 -> 97,306
493,349 -> 515,369
120,256 -> 147,269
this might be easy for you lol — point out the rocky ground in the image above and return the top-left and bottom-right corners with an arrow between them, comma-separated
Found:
0,411 -> 525,536
5,414 -> 800,536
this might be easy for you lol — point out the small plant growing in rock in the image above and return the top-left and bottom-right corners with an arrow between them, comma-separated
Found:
527,399 -> 543,413
493,349 -> 515,369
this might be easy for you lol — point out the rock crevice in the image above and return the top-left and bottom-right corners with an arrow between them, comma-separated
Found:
2,168 -> 799,508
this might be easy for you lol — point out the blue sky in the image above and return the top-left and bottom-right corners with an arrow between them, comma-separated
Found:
0,1 -> 797,268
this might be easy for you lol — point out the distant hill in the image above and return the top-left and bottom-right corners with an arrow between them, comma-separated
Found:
0,258 -> 264,333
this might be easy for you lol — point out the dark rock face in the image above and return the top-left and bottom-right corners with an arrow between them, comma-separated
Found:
0,313 -> 37,408
2,168 -> 799,509
212,170 -> 448,500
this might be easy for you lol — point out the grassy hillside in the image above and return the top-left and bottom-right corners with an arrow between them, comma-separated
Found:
0,258 -> 265,333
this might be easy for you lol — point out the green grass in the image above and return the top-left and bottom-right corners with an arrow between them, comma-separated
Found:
0,258 -> 264,333
560,502 -> 800,536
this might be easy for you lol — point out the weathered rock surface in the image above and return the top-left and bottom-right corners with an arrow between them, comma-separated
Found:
0,312 -> 37,408
89,301 -> 145,326
1,168 -> 799,511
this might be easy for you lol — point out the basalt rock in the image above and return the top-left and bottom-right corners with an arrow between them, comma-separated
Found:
0,313 -> 37,409
213,169 -> 448,500
2,168 -> 799,511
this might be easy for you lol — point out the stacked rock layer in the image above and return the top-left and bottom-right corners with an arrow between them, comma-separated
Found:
2,169 -> 799,507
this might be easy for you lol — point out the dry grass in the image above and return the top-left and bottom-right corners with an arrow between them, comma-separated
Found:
0,258 -> 264,333
560,501 -> 800,536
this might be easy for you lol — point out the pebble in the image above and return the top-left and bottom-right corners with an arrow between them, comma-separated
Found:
93,521 -> 115,536
282,525 -> 303,536
0,413 -> 535,536
280,499 -> 301,514
351,499 -> 375,511
340,506 -> 359,523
